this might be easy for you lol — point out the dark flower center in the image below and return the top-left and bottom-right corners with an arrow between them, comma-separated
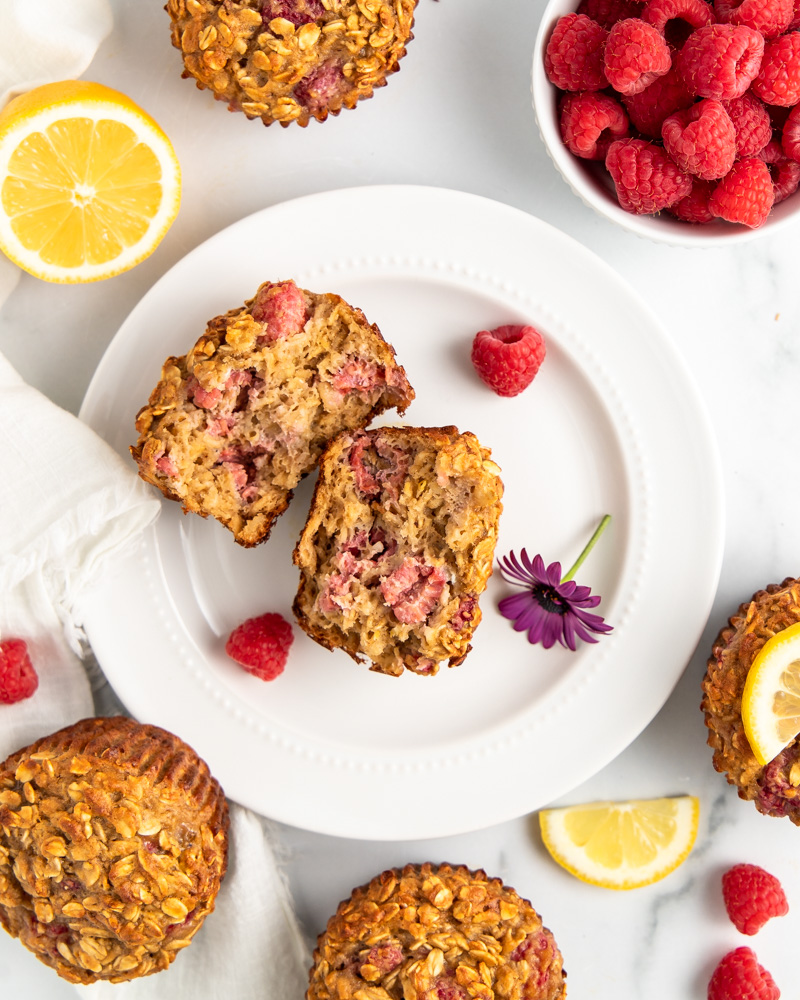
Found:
532,584 -> 568,616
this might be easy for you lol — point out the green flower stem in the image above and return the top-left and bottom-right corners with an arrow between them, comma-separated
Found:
561,514 -> 611,583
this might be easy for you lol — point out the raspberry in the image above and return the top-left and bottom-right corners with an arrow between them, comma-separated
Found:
678,24 -> 765,100
606,138 -> 692,212
769,155 -> 800,203
470,325 -> 547,397
715,0 -> 792,37
578,0 -> 644,28
225,613 -> 293,681
641,0 -> 715,49
759,138 -> 784,162
0,639 -> 38,705
623,64 -> 694,134
252,280 -> 307,342
782,103 -> 800,160
294,61 -> 347,112
604,18 -> 672,95
662,99 -> 737,178
722,864 -> 790,934
752,33 -> 800,106
723,92 -> 772,155
669,177 -> 717,221
261,0 -> 324,26
789,0 -> 800,28
545,14 -> 609,91
707,948 -> 780,1000
709,155 -> 775,224
559,91 -> 630,158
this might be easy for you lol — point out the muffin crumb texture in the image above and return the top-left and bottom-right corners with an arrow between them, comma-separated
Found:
308,863 -> 567,1000
0,717 -> 229,983
166,0 -> 418,127
293,426 -> 503,676
702,576 -> 800,822
132,279 -> 414,547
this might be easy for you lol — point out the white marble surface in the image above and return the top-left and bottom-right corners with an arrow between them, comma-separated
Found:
2,0 -> 800,997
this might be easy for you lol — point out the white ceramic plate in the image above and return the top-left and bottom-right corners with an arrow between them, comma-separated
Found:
79,185 -> 724,840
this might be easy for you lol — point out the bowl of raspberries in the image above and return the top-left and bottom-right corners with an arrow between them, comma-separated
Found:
532,0 -> 800,242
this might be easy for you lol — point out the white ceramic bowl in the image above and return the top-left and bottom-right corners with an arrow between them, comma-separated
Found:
531,0 -> 800,246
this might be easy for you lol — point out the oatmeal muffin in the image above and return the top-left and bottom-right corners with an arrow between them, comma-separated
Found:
308,863 -> 566,1000
166,0 -> 418,127
132,279 -> 414,547
293,425 -> 503,676
0,717 -> 229,984
702,576 -> 800,822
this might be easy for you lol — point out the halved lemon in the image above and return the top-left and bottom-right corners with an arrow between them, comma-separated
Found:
539,795 -> 700,890
741,620 -> 800,766
0,80 -> 180,283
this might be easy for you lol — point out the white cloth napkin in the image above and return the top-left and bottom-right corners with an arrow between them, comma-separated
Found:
0,6 -> 312,996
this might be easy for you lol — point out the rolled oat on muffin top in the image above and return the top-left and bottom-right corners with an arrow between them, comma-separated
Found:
0,717 -> 229,984
702,576 -> 800,822
166,0 -> 418,127
308,863 -> 566,1000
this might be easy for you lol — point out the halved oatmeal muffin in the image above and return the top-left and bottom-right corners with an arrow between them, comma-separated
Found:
308,863 -> 566,1000
132,279 -> 414,546
702,576 -> 800,823
0,717 -> 228,984
166,0 -> 418,127
293,425 -> 503,676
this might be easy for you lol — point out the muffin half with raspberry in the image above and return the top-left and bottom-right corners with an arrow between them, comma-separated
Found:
293,425 -> 503,676
308,863 -> 566,1000
166,0 -> 418,127
702,577 -> 800,822
132,279 -> 414,547
0,717 -> 228,984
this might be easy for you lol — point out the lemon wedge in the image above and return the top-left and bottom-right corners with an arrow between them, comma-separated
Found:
538,795 -> 700,889
0,80 -> 180,283
741,620 -> 800,766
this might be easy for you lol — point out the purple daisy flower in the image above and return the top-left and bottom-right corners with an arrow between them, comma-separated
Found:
498,517 -> 613,651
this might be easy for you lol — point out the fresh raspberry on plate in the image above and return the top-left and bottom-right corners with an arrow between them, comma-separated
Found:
471,325 -> 546,397
723,92 -> 772,156
0,639 -> 38,705
662,99 -> 737,178
641,0 -> 715,49
623,65 -> 694,135
226,612 -> 294,681
578,0 -> 644,29
707,947 -> 780,1000
606,138 -> 693,212
545,14 -> 609,91
709,156 -> 775,225
604,18 -> 672,95
669,177 -> 717,221
722,864 -> 789,934
560,91 -> 630,158
751,33 -> 800,106
715,0 -> 792,36
678,24 -> 765,100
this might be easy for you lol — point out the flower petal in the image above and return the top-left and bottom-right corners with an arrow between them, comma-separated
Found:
546,561 -> 563,587
498,592 -> 535,620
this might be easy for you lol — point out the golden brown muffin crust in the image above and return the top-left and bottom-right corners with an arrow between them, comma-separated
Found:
702,577 -> 800,822
166,0 -> 418,127
308,863 -> 566,1000
0,717 -> 229,983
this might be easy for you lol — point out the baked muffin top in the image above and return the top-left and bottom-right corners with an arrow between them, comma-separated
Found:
0,717 -> 229,983
309,863 -> 566,1000
167,0 -> 418,126
702,576 -> 800,822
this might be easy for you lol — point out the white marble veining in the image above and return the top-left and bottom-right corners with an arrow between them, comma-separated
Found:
3,0 -> 800,996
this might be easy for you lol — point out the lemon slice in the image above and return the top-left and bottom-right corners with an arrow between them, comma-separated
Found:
741,620 -> 800,766
0,80 -> 180,283
539,795 -> 700,889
